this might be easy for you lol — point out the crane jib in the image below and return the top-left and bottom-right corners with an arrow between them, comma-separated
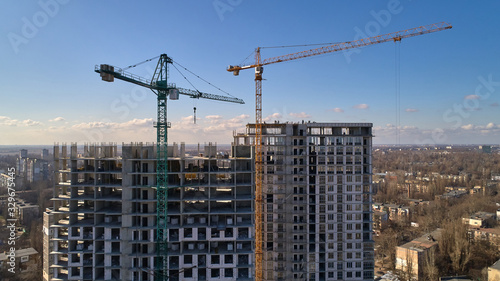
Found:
96,64 -> 244,104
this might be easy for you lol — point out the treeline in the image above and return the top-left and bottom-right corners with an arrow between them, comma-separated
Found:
373,150 -> 500,181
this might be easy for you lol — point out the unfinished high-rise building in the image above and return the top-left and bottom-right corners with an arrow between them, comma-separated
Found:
43,142 -> 254,281
233,122 -> 374,281
43,121 -> 374,281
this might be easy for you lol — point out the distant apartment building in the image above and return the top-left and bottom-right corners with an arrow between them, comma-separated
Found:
0,247 -> 39,273
435,189 -> 468,200
43,142 -> 254,281
372,211 -> 388,233
42,148 -> 50,160
462,212 -> 496,228
470,186 -> 484,195
15,199 -> 40,224
0,173 -> 11,188
16,149 -> 50,183
469,228 -> 500,249
372,203 -> 409,222
480,145 -> 492,154
396,229 -> 442,281
492,173 -> 500,182
404,180 -> 429,194
26,158 -> 49,182
233,122 -> 374,281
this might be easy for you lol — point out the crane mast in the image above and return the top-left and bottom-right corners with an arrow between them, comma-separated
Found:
254,48 -> 264,281
96,54 -> 244,281
227,22 -> 452,281
153,55 -> 170,281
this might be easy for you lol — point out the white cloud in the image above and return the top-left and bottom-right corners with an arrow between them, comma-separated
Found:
402,126 -> 417,130
0,116 -> 18,126
49,117 -> 65,122
180,116 -> 194,123
263,113 -> 282,122
71,118 -> 154,130
0,116 -> 43,127
486,122 -> 496,129
461,124 -> 474,130
289,112 -> 311,118
353,104 -> 369,109
115,118 -> 154,129
464,95 -> 480,100
22,119 -> 43,126
405,108 -> 418,112
204,114 -> 249,133
329,108 -> 344,113
205,115 -> 222,120
230,114 -> 250,121
72,121 -> 111,130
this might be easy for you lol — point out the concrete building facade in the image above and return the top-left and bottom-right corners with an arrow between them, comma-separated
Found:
233,122 -> 374,281
43,142 -> 254,281
396,229 -> 442,280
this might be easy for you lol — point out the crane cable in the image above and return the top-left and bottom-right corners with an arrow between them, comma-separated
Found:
239,50 -> 255,67
123,55 -> 161,70
171,63 -> 201,95
395,40 -> 401,145
172,60 -> 237,99
260,41 -> 341,49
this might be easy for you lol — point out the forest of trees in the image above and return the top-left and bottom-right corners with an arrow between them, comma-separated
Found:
373,148 -> 500,280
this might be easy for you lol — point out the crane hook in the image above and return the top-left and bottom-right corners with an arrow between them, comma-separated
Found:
193,107 -> 197,124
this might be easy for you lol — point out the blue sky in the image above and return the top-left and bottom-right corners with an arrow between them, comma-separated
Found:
1,0 -> 499,145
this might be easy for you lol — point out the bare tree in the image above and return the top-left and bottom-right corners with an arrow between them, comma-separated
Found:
441,219 -> 472,275
423,247 -> 439,281
396,249 -> 415,281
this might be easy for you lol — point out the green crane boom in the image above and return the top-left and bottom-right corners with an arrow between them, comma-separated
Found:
95,54 -> 244,280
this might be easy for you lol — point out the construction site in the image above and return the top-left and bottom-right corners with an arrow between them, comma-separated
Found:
41,22 -> 452,281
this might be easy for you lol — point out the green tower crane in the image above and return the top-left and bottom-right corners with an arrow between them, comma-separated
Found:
95,54 -> 244,280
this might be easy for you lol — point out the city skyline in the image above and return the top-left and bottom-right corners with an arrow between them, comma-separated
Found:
1,1 -> 500,145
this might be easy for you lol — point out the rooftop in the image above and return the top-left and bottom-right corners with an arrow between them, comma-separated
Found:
490,258 -> 500,271
466,211 -> 495,220
0,247 -> 38,261
399,229 -> 442,252
470,227 -> 500,236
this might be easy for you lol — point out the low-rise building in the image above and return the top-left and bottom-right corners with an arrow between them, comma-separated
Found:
15,200 -> 40,225
436,190 -> 468,200
445,186 -> 467,193
407,199 -> 430,207
462,212 -> 496,228
470,186 -> 484,195
373,210 -> 389,233
396,229 -> 442,280
373,203 -> 410,222
0,173 -> 11,188
469,228 -> 500,249
0,247 -> 39,273
489,258 -> 500,281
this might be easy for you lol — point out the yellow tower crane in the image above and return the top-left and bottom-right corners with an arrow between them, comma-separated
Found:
227,22 -> 452,281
